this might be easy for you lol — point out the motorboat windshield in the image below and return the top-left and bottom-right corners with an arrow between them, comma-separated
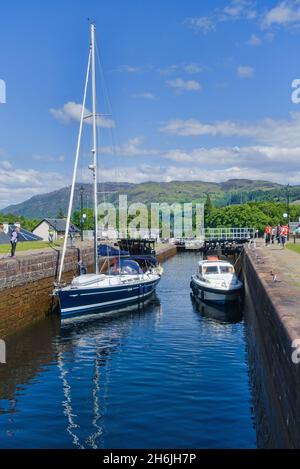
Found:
199,262 -> 235,276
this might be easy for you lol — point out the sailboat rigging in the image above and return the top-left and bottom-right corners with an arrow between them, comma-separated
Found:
53,23 -> 162,318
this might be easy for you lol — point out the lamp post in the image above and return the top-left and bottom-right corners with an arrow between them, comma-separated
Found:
80,185 -> 85,242
286,184 -> 290,225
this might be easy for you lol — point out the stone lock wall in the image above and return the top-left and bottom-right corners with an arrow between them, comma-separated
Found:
0,244 -> 177,338
241,247 -> 300,448
156,245 -> 177,263
0,247 -> 95,337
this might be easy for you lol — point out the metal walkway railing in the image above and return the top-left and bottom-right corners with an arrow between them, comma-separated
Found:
204,227 -> 257,241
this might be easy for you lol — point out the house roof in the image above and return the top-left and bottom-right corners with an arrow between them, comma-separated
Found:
9,226 -> 43,242
0,232 -> 10,245
0,226 -> 43,244
33,218 -> 79,232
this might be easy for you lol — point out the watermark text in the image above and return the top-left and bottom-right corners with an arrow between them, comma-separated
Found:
97,195 -> 204,239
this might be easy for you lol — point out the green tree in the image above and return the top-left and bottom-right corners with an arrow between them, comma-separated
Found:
72,208 -> 95,230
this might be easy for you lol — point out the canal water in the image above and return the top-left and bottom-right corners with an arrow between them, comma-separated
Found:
0,253 -> 257,448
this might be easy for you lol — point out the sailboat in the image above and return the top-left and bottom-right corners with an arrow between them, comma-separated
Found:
53,23 -> 162,319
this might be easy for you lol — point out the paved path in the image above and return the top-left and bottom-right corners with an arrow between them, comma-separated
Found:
253,239 -> 300,288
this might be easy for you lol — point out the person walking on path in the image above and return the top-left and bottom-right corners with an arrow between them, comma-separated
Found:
265,224 -> 271,247
276,223 -> 281,244
271,226 -> 276,244
10,226 -> 20,258
69,224 -> 76,247
280,224 -> 288,249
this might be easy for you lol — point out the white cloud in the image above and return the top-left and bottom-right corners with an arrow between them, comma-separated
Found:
0,160 -> 13,170
183,63 -> 203,74
185,1 -> 300,37
246,34 -> 262,46
0,163 -> 66,208
114,65 -> 145,73
185,16 -> 216,34
159,63 -> 203,76
166,78 -> 202,92
132,92 -> 155,100
101,137 -> 160,158
185,0 -> 257,34
222,0 -> 257,20
158,65 -> 179,76
162,145 -> 300,170
160,113 -> 300,147
82,162 -> 300,185
237,65 -> 255,78
50,101 -> 115,128
261,1 -> 300,29
95,110 -> 300,185
32,154 -> 65,162
160,118 -> 254,137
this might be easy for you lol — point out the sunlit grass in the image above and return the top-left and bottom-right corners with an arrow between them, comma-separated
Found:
286,243 -> 300,255
0,240 -> 63,253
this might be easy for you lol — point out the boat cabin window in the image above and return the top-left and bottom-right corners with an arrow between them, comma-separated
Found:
219,265 -> 234,274
203,266 -> 219,274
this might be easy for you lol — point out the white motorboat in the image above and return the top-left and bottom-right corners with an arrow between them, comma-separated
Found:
190,257 -> 243,303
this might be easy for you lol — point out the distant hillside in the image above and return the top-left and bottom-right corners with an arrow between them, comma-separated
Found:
1,179 -> 298,219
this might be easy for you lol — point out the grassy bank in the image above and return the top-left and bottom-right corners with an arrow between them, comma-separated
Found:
286,243 -> 300,255
0,240 -> 63,254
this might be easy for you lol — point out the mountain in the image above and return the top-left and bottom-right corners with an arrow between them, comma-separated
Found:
1,179 -> 298,219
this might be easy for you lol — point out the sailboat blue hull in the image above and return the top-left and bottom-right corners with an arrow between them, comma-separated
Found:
58,278 -> 160,318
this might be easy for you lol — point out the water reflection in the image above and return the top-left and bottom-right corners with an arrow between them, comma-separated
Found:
0,254 -> 257,449
0,298 -> 163,448
191,295 -> 243,324
54,297 -> 163,449
0,316 -> 60,406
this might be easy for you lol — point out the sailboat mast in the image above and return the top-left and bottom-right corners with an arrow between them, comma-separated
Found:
57,48 -> 91,284
91,23 -> 99,274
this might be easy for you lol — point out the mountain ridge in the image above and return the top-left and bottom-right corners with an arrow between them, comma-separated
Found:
0,179 -> 296,219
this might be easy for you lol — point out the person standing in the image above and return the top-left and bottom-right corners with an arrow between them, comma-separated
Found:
271,226 -> 275,244
69,224 -> 76,247
280,224 -> 288,249
276,223 -> 281,244
265,224 -> 271,247
10,226 -> 20,258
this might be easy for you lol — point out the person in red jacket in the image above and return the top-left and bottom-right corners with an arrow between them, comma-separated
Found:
265,224 -> 271,247
280,224 -> 288,248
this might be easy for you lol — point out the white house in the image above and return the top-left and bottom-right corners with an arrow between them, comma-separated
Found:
32,218 -> 79,241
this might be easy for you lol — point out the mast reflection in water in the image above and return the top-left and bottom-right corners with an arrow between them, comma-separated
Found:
0,253 -> 257,449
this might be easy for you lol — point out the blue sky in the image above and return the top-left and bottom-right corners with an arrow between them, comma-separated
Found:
1,0 -> 300,207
